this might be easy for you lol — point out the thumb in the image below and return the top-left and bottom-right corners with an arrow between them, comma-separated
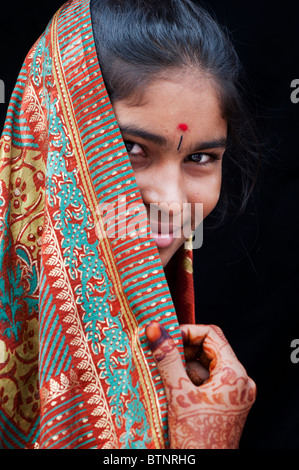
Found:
145,321 -> 189,396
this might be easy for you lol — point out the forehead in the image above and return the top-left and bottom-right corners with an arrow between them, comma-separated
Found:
113,72 -> 226,138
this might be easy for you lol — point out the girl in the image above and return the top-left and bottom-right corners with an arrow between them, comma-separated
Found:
0,0 -> 257,449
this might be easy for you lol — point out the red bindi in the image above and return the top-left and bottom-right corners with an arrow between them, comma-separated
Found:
178,123 -> 188,132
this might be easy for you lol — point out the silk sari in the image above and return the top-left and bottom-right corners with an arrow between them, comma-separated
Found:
0,0 -> 195,449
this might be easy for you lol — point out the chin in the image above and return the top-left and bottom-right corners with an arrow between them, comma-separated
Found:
159,251 -> 170,268
158,241 -> 184,268
156,246 -> 171,267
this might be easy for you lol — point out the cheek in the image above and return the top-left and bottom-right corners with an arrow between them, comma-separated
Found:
190,173 -> 222,220
132,172 -> 148,196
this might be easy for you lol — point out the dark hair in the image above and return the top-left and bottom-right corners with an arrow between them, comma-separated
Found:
91,0 -> 261,226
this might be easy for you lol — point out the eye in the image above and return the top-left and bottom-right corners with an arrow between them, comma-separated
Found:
124,141 -> 145,157
186,152 -> 220,165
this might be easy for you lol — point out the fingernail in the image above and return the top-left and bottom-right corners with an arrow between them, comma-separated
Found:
145,321 -> 170,352
145,321 -> 162,343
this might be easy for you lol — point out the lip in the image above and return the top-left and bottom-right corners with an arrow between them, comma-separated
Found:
151,231 -> 174,248
150,221 -> 182,235
150,222 -> 182,249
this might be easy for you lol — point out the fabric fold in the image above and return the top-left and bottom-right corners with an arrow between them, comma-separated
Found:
0,0 -> 195,449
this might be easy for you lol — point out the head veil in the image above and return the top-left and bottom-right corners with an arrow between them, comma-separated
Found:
0,0 -> 195,449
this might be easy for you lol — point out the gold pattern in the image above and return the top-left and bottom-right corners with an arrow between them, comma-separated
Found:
50,10 -> 165,448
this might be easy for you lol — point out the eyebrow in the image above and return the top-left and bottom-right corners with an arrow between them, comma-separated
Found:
119,125 -> 168,147
118,124 -> 227,151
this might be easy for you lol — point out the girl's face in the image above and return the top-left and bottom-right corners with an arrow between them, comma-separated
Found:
112,72 -> 227,267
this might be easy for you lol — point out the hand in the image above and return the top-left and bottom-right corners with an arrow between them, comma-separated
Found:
145,322 -> 256,449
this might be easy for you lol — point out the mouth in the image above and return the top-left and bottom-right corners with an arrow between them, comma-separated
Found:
150,221 -> 182,249
151,231 -> 174,249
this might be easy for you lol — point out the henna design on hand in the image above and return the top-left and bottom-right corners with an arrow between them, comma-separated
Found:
146,322 -> 257,449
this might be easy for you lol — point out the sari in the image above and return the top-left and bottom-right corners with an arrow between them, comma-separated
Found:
0,0 -> 195,449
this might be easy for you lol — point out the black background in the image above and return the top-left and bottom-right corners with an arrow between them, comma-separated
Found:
0,0 -> 298,449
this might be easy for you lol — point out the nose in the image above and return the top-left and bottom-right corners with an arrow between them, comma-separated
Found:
137,163 -> 188,234
140,163 -> 187,212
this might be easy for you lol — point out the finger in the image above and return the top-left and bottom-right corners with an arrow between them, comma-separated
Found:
181,324 -> 208,363
186,360 -> 210,386
181,323 -> 229,347
180,324 -> 240,376
183,343 -> 201,362
180,324 -> 212,369
145,321 -> 190,395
